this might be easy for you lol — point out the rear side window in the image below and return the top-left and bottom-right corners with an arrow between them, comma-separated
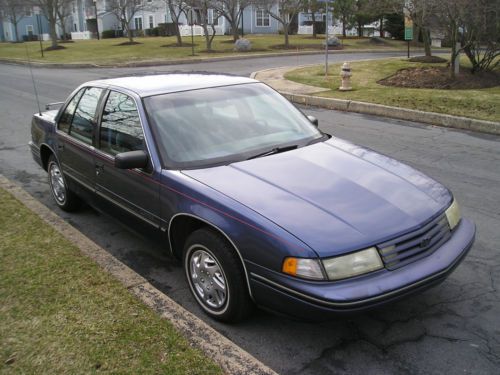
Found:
69,87 -> 103,145
99,91 -> 144,155
58,88 -> 85,133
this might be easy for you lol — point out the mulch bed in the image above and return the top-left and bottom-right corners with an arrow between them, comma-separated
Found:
161,42 -> 198,47
378,66 -> 500,89
44,45 -> 66,51
114,41 -> 142,46
409,55 -> 448,63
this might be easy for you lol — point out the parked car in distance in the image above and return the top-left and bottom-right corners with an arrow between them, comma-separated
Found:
30,74 -> 476,322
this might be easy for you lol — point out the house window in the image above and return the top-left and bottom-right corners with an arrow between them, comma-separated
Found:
255,9 -> 269,27
26,25 -> 34,35
148,15 -> 154,29
25,7 -> 32,17
134,17 -> 143,30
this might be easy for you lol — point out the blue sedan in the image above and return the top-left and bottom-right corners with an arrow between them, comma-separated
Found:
30,74 -> 476,322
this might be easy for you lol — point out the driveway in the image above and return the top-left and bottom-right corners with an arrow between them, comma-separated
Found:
1,54 -> 499,374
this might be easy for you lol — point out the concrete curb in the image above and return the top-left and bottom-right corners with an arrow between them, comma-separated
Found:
281,92 -> 500,135
0,48 -> 437,69
0,175 -> 278,375
251,66 -> 500,136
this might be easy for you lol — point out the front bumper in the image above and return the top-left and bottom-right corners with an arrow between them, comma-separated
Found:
249,218 -> 475,320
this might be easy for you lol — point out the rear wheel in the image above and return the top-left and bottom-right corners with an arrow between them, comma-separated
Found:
47,155 -> 81,212
183,228 -> 254,323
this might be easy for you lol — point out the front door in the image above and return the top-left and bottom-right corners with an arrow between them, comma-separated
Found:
94,90 -> 161,228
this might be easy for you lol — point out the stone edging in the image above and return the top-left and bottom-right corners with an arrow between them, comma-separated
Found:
282,92 -> 500,135
0,175 -> 277,375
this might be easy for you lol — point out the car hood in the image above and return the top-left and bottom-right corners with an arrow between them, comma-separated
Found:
182,138 -> 452,257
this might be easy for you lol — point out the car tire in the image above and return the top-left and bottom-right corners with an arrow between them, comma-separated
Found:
183,228 -> 254,323
47,155 -> 81,212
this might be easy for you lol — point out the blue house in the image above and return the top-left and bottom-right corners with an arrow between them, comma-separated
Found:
1,7 -> 51,42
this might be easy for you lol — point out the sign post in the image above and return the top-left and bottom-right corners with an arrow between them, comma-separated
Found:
324,1 -> 329,77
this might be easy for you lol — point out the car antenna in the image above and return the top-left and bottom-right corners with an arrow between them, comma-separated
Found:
25,44 -> 42,116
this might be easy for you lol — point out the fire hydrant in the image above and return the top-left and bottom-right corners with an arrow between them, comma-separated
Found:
339,62 -> 352,91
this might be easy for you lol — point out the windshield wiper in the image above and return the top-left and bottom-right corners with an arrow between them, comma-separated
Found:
246,145 -> 298,160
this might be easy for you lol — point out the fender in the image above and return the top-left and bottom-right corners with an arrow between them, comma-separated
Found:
168,212 -> 255,300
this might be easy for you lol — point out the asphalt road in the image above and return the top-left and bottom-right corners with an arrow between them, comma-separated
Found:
1,53 -> 499,375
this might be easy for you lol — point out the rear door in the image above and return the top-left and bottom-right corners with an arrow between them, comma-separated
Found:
94,90 -> 161,228
57,86 -> 104,193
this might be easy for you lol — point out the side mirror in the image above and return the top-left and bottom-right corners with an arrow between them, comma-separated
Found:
115,150 -> 148,170
307,115 -> 319,127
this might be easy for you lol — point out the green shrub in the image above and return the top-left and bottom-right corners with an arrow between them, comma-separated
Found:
102,29 -> 117,39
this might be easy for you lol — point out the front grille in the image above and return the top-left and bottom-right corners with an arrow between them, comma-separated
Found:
377,214 -> 451,270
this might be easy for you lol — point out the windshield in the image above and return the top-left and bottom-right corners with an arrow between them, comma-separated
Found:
144,82 -> 322,169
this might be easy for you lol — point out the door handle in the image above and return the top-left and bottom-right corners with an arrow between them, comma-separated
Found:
95,163 -> 104,176
57,144 -> 64,150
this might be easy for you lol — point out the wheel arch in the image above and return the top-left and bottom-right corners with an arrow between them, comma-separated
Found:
40,143 -> 57,171
168,212 -> 254,301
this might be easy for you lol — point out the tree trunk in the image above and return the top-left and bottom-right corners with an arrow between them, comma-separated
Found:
342,16 -> 346,37
284,24 -> 289,48
49,18 -> 58,48
311,12 -> 316,38
169,5 -> 183,46
60,22 -> 67,41
14,23 -> 19,42
175,29 -> 182,46
357,21 -> 362,37
422,28 -> 432,57
128,28 -> 134,43
379,17 -> 384,38
232,21 -> 239,42
449,25 -> 458,78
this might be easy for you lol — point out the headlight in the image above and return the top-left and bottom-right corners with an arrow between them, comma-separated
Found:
445,199 -> 461,230
322,247 -> 383,281
282,257 -> 325,280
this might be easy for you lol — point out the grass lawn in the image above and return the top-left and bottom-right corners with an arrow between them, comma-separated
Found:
285,58 -> 500,122
0,187 -> 222,374
0,35 -> 411,65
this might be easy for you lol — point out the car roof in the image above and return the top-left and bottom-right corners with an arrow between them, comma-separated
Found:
86,74 -> 258,97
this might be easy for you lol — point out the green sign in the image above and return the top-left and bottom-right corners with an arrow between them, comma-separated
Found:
404,27 -> 413,41
404,8 -> 413,41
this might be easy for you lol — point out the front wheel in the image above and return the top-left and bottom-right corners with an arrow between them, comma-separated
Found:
47,155 -> 81,212
183,228 -> 254,323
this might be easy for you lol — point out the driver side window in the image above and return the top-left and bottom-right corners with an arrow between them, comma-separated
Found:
99,91 -> 145,156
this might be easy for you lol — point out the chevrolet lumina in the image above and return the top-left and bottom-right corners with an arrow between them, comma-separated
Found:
29,74 -> 476,322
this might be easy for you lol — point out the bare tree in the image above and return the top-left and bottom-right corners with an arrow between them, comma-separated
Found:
165,0 -> 189,46
0,0 -> 29,42
56,0 -> 72,40
108,0 -> 156,43
257,0 -> 303,48
435,0 -> 469,77
461,0 -> 500,73
403,0 -> 439,57
332,0 -> 356,37
185,0 -> 219,51
30,0 -> 61,49
210,0 -> 253,42
303,0 -> 322,38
